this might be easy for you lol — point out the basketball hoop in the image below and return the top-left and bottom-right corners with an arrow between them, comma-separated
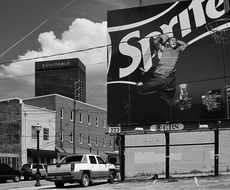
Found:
205,18 -> 230,44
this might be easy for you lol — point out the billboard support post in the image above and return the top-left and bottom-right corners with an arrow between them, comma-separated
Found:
165,132 -> 170,179
119,134 -> 125,181
214,129 -> 219,176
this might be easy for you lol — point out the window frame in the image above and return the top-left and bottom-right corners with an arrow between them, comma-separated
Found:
79,113 -> 82,123
60,130 -> 64,142
103,138 -> 105,147
110,139 -> 112,148
79,134 -> 82,144
43,128 -> 49,141
96,136 -> 98,146
60,108 -> 63,119
88,135 -> 91,145
70,111 -> 73,121
96,117 -> 98,127
88,115 -> 91,125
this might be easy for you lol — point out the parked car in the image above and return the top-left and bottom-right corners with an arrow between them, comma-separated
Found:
46,154 -> 117,188
0,163 -> 21,183
20,163 -> 47,180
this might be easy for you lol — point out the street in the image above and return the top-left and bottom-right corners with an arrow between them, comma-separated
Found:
1,176 -> 230,190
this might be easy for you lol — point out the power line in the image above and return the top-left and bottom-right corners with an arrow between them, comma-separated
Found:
0,26 -> 203,67
0,0 -> 76,58
0,44 -> 108,66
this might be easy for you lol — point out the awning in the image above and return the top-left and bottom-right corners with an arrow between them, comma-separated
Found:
27,149 -> 57,158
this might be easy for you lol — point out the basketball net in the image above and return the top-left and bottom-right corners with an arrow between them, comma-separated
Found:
205,18 -> 230,44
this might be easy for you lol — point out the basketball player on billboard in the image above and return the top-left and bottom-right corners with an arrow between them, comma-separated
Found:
137,34 -> 188,103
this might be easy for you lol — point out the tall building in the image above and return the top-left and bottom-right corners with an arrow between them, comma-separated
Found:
35,58 -> 86,102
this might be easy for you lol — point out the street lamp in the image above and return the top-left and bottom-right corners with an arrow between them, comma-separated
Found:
34,123 -> 42,187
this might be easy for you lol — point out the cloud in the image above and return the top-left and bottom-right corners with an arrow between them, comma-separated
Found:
1,18 -> 108,108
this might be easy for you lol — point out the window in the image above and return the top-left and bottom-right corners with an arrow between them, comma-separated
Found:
70,133 -> 73,143
103,138 -> 105,147
32,164 -> 43,169
88,115 -> 91,125
97,156 -> 105,164
88,136 -> 91,145
110,139 -> 112,148
79,113 -> 82,123
31,126 -> 37,139
89,156 -> 96,164
65,156 -> 83,163
96,136 -> 98,146
96,117 -> 98,127
60,131 -> 63,142
79,134 -> 82,144
43,128 -> 49,140
70,111 -> 73,121
60,108 -> 63,119
103,120 -> 106,128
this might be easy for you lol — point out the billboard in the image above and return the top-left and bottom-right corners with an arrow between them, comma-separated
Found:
107,0 -> 230,127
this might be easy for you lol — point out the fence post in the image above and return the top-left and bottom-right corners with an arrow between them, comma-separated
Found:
119,134 -> 125,181
165,132 -> 170,179
214,129 -> 219,176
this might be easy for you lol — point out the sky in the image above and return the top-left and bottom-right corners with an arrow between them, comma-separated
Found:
0,0 -> 180,109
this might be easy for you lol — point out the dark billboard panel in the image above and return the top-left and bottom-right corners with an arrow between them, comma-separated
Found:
107,0 -> 230,127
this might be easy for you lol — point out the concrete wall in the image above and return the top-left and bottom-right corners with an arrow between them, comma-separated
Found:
125,130 -> 230,177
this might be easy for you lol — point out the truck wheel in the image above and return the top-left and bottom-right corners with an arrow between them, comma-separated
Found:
108,171 -> 115,184
80,173 -> 90,187
13,174 -> 20,182
55,181 -> 65,188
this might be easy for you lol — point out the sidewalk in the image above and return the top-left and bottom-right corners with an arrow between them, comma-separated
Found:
125,171 -> 230,181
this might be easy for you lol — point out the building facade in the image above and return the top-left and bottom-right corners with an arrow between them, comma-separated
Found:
0,98 -> 56,170
35,58 -> 86,102
23,94 -> 115,160
21,104 -> 56,165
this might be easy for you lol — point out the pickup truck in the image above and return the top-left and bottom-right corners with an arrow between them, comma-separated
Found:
46,154 -> 117,188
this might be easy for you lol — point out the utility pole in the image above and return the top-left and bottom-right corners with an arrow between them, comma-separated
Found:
73,80 -> 80,154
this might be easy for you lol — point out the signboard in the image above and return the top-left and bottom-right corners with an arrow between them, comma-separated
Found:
109,126 -> 121,134
35,58 -> 86,72
107,0 -> 230,127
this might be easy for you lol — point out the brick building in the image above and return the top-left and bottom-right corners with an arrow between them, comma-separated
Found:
23,94 -> 114,160
0,98 -> 56,169
35,58 -> 86,102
